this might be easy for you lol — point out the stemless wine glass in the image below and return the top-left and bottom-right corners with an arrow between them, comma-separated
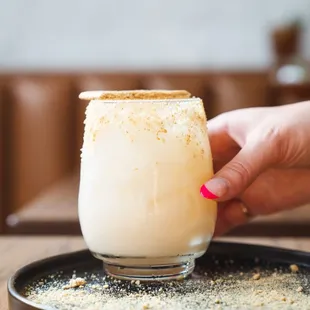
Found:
78,90 -> 217,281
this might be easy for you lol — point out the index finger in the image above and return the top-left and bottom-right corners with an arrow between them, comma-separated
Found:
207,116 -> 240,164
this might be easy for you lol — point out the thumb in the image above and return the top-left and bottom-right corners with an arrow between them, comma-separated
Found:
200,138 -> 278,201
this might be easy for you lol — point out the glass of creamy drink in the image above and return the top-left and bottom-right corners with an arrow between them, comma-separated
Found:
78,90 -> 217,281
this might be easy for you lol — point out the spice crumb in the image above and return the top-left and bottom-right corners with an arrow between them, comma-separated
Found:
63,277 -> 86,289
290,265 -> 299,273
252,273 -> 261,280
24,259 -> 310,309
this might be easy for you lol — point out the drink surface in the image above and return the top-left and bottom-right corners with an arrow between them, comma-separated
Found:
79,97 -> 217,257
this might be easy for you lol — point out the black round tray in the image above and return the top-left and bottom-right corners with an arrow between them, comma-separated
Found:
8,241 -> 310,310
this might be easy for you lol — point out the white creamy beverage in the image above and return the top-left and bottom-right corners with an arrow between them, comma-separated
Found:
78,90 -> 217,280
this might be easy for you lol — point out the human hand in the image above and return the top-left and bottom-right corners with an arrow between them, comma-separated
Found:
200,101 -> 310,235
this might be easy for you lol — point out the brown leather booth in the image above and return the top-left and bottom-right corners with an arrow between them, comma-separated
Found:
0,71 -> 309,236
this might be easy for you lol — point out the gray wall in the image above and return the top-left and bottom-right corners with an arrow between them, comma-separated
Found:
1,0 -> 310,71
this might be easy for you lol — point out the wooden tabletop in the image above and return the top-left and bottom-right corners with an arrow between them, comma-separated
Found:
1,236 -> 310,310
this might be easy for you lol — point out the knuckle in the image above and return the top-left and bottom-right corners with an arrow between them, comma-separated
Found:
225,160 -> 252,186
252,124 -> 287,163
263,126 -> 284,144
267,126 -> 290,163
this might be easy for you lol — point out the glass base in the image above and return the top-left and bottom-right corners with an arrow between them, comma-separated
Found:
92,252 -> 197,281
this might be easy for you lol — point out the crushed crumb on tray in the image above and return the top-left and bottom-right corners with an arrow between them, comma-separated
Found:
63,277 -> 86,289
290,264 -> 299,273
23,259 -> 310,310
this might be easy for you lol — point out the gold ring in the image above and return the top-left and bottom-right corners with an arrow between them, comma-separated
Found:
241,204 -> 252,218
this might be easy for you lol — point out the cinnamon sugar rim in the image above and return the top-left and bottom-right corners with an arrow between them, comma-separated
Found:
79,90 -> 191,101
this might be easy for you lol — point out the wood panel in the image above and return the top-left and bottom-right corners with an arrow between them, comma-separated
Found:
0,83 -> 4,233
6,174 -> 80,235
141,74 -> 209,98
268,83 -> 310,106
8,76 -> 75,212
0,78 -> 12,234
209,72 -> 269,117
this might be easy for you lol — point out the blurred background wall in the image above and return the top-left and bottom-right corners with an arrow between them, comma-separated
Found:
1,0 -> 310,71
1,0 -> 310,236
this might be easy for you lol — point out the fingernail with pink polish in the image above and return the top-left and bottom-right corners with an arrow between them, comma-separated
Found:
200,178 -> 228,199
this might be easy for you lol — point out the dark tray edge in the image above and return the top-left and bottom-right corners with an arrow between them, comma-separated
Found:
8,248 -> 91,310
7,241 -> 310,310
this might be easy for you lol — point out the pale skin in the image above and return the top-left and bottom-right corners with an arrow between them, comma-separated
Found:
201,101 -> 310,236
